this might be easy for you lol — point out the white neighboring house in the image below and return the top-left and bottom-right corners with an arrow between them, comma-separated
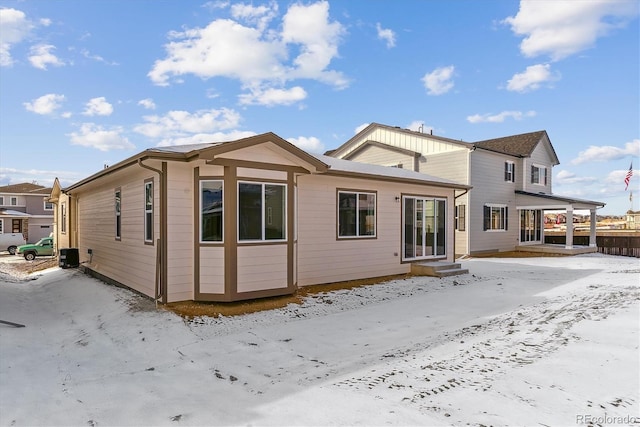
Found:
327,123 -> 605,255
0,183 -> 54,245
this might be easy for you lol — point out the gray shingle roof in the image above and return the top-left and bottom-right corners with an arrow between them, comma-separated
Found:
473,131 -> 548,157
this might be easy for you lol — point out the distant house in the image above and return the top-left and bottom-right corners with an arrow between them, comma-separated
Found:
50,133 -> 469,303
626,211 -> 640,230
0,183 -> 54,243
328,123 -> 605,255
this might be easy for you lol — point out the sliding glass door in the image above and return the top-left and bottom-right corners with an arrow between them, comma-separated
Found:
520,209 -> 542,244
403,196 -> 446,261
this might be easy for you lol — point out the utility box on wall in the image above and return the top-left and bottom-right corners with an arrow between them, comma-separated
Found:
59,248 -> 79,269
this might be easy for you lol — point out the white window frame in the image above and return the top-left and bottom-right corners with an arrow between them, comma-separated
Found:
484,204 -> 508,231
337,190 -> 377,239
531,164 -> 547,186
505,161 -> 515,182
0,219 -> 3,233
144,180 -> 154,244
115,188 -> 121,240
237,181 -> 287,243
10,196 -> 17,206
200,180 -> 224,243
44,200 -> 54,211
0,196 -> 4,205
61,202 -> 67,234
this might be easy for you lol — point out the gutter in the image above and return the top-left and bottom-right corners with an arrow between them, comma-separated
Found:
138,158 -> 168,306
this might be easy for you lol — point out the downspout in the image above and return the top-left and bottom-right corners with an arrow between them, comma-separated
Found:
453,189 -> 470,260
138,158 -> 168,306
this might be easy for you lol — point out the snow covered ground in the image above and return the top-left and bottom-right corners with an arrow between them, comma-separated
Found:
1,254 -> 638,426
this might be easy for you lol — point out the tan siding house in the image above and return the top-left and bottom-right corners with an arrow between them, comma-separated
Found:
329,123 -> 605,255
50,133 -> 468,303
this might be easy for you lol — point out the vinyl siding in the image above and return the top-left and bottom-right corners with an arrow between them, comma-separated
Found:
199,246 -> 224,294
74,167 -> 159,299
338,127 -> 468,159
417,150 -> 469,184
296,174 -> 454,286
468,150 -> 518,253
522,143 -> 554,194
347,145 -> 415,169
166,163 -> 194,302
237,245 -> 288,292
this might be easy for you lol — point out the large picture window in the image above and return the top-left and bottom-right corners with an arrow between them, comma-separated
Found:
115,189 -> 121,240
200,180 -> 223,242
338,191 -> 376,238
144,180 -> 153,243
238,182 -> 286,241
484,205 -> 508,231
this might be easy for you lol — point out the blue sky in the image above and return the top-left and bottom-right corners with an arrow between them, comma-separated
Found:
0,0 -> 638,214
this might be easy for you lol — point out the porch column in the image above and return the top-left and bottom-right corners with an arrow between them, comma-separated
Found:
589,209 -> 597,247
565,207 -> 574,249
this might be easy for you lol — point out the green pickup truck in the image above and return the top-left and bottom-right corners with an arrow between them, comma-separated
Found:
16,237 -> 54,261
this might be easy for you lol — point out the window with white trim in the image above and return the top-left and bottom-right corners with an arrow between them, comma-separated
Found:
144,180 -> 153,243
61,202 -> 67,234
504,161 -> 515,182
531,164 -> 547,185
10,197 -> 17,206
44,200 -> 54,210
338,191 -> 376,238
115,189 -> 121,240
0,219 -> 3,233
200,180 -> 223,242
484,205 -> 508,231
0,196 -> 4,205
238,182 -> 286,241
455,204 -> 466,231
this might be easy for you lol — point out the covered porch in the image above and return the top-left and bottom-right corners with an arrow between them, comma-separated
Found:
515,191 -> 605,254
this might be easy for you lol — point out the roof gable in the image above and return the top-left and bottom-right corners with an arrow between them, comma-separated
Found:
0,182 -> 52,194
473,130 -> 559,164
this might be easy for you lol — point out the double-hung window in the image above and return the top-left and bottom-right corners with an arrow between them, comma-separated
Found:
455,204 -> 466,231
115,189 -> 121,240
504,161 -> 515,182
338,191 -> 376,238
531,164 -> 547,185
200,180 -> 223,242
238,182 -> 286,241
144,180 -> 153,243
483,205 -> 508,231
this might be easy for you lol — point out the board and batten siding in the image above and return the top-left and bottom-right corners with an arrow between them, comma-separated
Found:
469,150 -> 518,253
75,167 -> 159,298
296,174 -> 454,286
340,127 -> 467,159
346,145 -> 415,169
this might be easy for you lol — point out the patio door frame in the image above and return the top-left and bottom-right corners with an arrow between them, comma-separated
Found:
519,208 -> 543,245
402,195 -> 447,262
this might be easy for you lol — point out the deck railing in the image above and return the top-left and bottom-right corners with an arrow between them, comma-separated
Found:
544,232 -> 640,258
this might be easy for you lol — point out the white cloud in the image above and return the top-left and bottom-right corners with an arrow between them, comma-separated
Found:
0,167 -> 82,188
354,123 -> 370,134
155,130 -> 257,147
238,86 -> 307,106
28,44 -> 65,70
23,93 -> 65,115
554,169 -> 598,185
149,1 -> 348,104
83,97 -> 114,116
287,136 -> 325,153
138,98 -> 156,110
80,48 -> 119,66
467,110 -> 536,123
503,0 -> 639,61
571,139 -> 640,164
422,65 -> 455,95
376,23 -> 396,48
68,123 -> 134,151
506,63 -> 560,92
0,8 -> 34,66
134,108 -> 242,145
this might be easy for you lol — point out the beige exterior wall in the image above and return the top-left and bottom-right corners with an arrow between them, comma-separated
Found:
237,245 -> 288,292
199,246 -> 225,294
417,150 -> 469,184
72,165 -> 159,299
296,174 -> 454,286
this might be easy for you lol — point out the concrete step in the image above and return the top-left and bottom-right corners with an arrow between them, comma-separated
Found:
411,261 -> 469,277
